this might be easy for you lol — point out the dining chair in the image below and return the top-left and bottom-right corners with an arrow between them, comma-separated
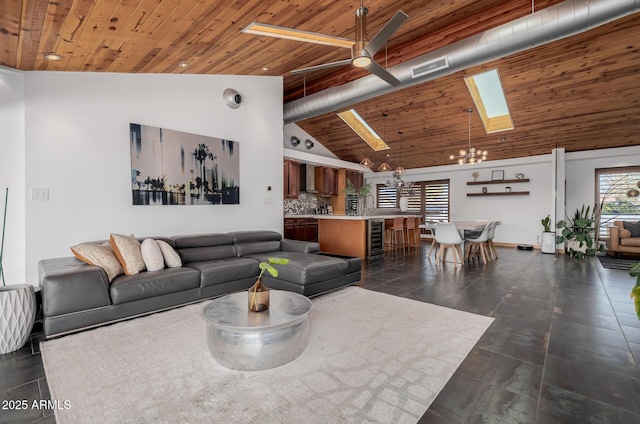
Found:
426,225 -> 438,257
465,221 -> 499,264
486,221 -> 499,260
434,222 -> 464,266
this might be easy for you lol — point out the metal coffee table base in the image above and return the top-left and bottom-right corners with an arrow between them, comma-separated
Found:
207,317 -> 309,371
203,290 -> 313,371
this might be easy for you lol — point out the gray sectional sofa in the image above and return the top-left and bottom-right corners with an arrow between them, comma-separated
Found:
38,230 -> 361,338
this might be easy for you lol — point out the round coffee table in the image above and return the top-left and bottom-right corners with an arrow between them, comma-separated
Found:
203,290 -> 313,371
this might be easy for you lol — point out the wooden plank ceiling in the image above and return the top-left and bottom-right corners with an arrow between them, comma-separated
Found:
1,0 -> 638,169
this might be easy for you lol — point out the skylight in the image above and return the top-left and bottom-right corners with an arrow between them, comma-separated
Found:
464,69 -> 514,133
337,109 -> 390,151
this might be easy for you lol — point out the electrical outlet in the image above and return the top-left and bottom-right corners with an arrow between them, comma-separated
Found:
263,197 -> 274,205
31,188 -> 49,201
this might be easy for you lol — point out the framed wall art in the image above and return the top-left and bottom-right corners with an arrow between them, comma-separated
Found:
130,123 -> 240,205
491,170 -> 504,181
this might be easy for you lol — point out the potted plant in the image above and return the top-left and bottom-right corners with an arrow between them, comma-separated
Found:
540,214 -> 555,254
555,205 -> 604,258
248,257 -> 290,312
630,263 -> 640,320
0,188 -> 37,354
342,179 -> 373,215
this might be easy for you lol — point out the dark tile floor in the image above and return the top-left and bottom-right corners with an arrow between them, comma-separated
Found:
2,245 -> 639,423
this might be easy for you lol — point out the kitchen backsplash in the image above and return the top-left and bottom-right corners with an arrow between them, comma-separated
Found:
284,192 -> 331,215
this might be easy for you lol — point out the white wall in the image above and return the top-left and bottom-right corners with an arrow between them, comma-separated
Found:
0,67 -> 26,285
365,146 -> 640,247
23,72 -> 283,284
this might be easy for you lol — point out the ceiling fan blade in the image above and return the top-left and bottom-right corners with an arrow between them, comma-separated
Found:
364,10 -> 408,56
364,61 -> 402,86
291,59 -> 352,75
242,22 -> 353,49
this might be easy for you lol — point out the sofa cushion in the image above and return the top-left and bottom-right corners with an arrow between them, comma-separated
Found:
109,267 -> 201,305
229,231 -> 284,257
186,257 -> 259,288
173,234 -> 236,263
70,242 -> 124,282
620,229 -> 632,239
623,221 -> 640,238
620,238 -> 640,247
110,233 -> 146,275
141,239 -> 164,272
246,251 -> 348,285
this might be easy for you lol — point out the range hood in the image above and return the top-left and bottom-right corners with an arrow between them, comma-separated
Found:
300,164 -> 317,193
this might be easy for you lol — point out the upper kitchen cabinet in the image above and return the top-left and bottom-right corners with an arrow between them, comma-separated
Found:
315,167 -> 338,197
284,159 -> 300,199
345,170 -> 363,192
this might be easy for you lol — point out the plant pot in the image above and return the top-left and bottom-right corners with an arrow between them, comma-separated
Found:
0,284 -> 36,354
541,232 -> 556,254
567,239 -> 588,256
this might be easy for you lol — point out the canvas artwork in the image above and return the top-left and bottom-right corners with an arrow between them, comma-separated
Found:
130,123 -> 240,205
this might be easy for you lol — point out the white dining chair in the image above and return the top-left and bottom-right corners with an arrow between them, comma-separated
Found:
486,221 -> 500,260
434,222 -> 464,266
465,221 -> 499,264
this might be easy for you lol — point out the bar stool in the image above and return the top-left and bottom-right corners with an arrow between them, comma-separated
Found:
387,217 -> 407,251
405,216 -> 418,247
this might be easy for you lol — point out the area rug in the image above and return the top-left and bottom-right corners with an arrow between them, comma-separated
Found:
598,255 -> 640,270
40,287 -> 494,424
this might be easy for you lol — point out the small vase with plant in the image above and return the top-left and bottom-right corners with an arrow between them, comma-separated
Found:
555,205 -> 604,258
248,257 -> 290,312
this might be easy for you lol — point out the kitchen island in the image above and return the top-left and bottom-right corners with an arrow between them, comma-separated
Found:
285,214 -> 421,260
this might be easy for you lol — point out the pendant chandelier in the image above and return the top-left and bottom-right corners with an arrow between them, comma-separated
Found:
395,130 -> 405,176
449,109 -> 487,165
378,112 -> 392,172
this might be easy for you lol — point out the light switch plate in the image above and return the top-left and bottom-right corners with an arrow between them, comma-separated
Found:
31,188 -> 49,200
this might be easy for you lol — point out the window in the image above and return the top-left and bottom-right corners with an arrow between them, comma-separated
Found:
376,179 -> 450,222
596,167 -> 640,238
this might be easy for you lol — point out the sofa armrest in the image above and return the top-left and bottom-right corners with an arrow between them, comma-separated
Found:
39,257 -> 112,318
608,225 -> 621,251
280,239 -> 321,254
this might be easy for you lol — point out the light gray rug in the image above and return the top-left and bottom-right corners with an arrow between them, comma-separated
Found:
41,287 -> 494,424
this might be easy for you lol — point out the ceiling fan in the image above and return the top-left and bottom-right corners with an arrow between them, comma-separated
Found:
242,0 -> 407,86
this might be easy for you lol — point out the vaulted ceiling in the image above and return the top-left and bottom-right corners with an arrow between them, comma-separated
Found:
2,0 -> 639,169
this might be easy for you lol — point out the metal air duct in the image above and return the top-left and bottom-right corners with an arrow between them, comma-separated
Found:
284,0 -> 640,124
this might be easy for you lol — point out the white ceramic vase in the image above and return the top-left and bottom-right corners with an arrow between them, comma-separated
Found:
0,284 -> 36,354
399,196 -> 409,212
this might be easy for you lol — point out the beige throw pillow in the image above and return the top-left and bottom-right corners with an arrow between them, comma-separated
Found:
71,242 -> 124,282
157,240 -> 182,268
110,233 -> 146,276
141,238 -> 164,272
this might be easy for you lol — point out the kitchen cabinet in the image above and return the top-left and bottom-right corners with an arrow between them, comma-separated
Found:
283,160 -> 300,199
345,170 -> 363,192
315,167 -> 338,196
284,218 -> 318,242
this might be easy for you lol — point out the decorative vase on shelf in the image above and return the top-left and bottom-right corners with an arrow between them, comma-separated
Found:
248,278 -> 270,312
399,196 -> 409,211
0,284 -> 36,354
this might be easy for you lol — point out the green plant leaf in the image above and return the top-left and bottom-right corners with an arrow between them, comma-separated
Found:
631,284 -> 640,320
268,257 -> 290,265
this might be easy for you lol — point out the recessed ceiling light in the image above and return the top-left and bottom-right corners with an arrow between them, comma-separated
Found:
261,67 -> 269,71
178,62 -> 189,68
45,53 -> 63,61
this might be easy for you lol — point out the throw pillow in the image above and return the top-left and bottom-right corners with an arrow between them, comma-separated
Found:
620,229 -> 632,239
71,242 -> 124,282
157,240 -> 182,268
110,233 -> 146,276
141,238 -> 164,272
623,221 -> 640,238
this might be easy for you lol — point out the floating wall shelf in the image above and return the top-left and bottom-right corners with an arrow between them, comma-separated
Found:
467,191 -> 530,197
467,178 -> 530,185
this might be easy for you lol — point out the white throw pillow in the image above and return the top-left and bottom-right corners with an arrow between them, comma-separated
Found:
141,238 -> 164,272
157,240 -> 182,268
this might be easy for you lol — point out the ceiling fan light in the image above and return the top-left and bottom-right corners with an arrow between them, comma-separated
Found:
352,55 -> 372,68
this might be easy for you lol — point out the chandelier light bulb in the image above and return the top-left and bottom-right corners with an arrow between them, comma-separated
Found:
449,154 -> 455,160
